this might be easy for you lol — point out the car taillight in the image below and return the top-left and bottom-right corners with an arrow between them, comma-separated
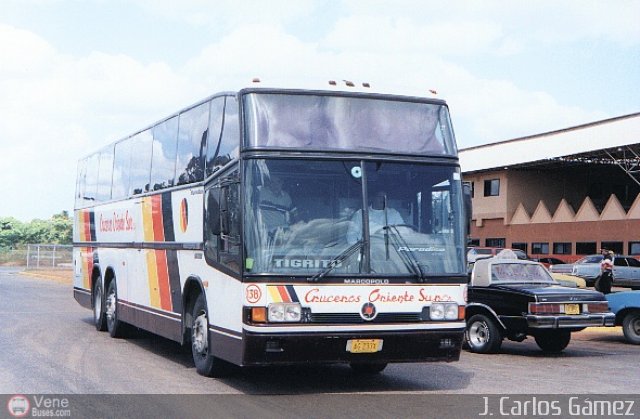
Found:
586,302 -> 609,313
529,303 -> 562,314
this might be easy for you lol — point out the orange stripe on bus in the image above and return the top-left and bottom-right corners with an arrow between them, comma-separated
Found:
155,249 -> 172,311
142,197 -> 154,242
152,195 -> 165,242
146,249 -> 161,308
277,286 -> 291,303
83,247 -> 92,289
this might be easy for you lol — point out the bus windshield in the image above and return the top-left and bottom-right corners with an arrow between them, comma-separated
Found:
243,159 -> 467,279
243,93 -> 456,156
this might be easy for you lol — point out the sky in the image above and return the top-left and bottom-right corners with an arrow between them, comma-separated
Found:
0,0 -> 638,221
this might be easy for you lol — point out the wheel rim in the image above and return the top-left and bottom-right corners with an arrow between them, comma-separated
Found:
468,321 -> 489,346
105,287 -> 116,325
632,317 -> 640,337
93,286 -> 102,321
192,313 -> 209,355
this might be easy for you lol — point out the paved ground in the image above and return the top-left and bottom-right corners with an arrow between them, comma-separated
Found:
1,267 -> 639,416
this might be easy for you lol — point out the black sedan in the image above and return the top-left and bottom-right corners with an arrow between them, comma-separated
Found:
466,254 -> 615,354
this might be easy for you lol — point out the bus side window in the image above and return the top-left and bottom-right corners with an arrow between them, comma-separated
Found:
220,173 -> 241,273
207,96 -> 239,176
204,187 -> 221,264
205,97 -> 226,178
204,170 -> 241,273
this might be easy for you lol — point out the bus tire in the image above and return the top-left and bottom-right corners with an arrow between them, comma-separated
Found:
350,362 -> 387,374
106,279 -> 124,338
93,278 -> 107,332
191,293 -> 233,377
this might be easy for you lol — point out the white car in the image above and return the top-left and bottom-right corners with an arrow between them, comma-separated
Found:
550,254 -> 640,289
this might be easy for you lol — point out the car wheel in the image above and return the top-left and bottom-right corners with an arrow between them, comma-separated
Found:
465,314 -> 503,354
93,278 -> 107,331
622,311 -> 640,345
349,362 -> 388,374
191,294 -> 234,377
105,279 -> 125,338
534,330 -> 571,353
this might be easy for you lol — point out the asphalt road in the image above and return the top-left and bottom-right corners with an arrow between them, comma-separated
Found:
1,267 -> 639,417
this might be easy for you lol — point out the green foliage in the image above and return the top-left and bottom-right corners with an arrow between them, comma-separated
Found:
0,211 -> 73,249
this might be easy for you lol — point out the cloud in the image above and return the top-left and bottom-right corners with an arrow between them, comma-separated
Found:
1,0 -> 633,220
322,16 -> 505,56
133,0 -> 318,27
0,25 -> 191,221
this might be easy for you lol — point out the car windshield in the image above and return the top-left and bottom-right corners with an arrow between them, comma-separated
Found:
491,262 -> 555,283
243,159 -> 467,279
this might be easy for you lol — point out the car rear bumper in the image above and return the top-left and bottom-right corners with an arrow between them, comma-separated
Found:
526,313 -> 616,328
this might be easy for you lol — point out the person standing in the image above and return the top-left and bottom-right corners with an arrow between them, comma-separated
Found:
597,248 -> 614,294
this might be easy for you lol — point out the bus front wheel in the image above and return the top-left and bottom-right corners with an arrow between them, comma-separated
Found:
106,279 -> 125,338
191,293 -> 233,377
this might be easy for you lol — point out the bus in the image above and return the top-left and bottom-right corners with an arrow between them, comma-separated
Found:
73,80 -> 469,376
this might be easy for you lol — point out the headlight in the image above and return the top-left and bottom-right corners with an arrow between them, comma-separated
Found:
268,303 -> 302,322
444,303 -> 459,320
430,303 -> 459,320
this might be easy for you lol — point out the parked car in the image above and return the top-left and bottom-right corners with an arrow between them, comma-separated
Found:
605,291 -> 640,344
549,272 -> 586,288
550,254 -> 640,288
534,257 -> 566,269
467,247 -> 528,263
466,252 -> 615,354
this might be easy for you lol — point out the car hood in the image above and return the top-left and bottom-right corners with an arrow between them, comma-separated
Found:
490,283 -> 605,302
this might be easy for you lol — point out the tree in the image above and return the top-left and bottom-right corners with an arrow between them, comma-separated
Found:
0,212 -> 73,249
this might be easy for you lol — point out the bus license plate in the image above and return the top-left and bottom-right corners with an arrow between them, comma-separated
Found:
346,339 -> 383,353
565,304 -> 580,315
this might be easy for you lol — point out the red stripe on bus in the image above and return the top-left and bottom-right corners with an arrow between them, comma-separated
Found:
83,211 -> 91,242
152,195 -> 165,242
155,249 -> 173,311
277,286 -> 291,303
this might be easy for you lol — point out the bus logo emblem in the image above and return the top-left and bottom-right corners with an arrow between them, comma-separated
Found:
180,199 -> 189,233
360,302 -> 377,321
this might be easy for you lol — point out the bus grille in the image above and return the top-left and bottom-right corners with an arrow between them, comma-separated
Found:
306,312 -> 423,323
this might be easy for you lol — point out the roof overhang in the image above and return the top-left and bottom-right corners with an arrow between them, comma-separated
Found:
460,113 -> 640,184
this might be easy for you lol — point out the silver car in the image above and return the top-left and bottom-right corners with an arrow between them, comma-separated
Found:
550,254 -> 640,289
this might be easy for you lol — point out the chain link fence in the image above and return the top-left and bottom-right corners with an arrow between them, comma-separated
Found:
25,244 -> 73,270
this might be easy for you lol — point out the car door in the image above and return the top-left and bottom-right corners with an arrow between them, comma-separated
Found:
624,257 -> 640,285
613,257 -> 630,285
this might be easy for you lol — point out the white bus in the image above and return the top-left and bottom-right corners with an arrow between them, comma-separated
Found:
73,80 -> 469,376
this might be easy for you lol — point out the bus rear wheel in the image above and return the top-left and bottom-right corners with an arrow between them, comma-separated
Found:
191,293 -> 234,377
93,279 -> 107,332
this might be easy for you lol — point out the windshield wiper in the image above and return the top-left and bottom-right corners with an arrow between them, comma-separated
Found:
384,225 -> 426,282
308,239 -> 364,282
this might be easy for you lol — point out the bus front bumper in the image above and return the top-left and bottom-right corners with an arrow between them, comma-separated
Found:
241,328 -> 465,366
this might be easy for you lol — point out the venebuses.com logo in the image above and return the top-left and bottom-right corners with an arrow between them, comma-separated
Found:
7,395 -> 30,418
6,394 -> 71,417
